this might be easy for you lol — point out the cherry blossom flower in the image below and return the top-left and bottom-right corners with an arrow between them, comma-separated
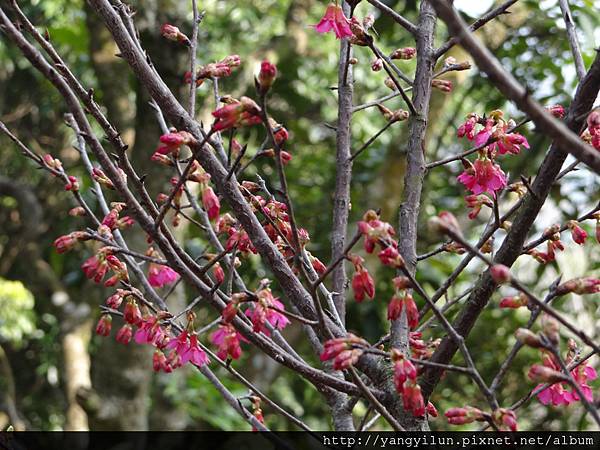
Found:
387,293 -> 418,329
202,186 -> 221,220
314,3 -> 352,39
257,60 -> 277,94
123,299 -> 143,326
567,220 -> 587,245
95,314 -> 112,336
148,262 -> 180,287
245,287 -> 290,335
457,157 -> 507,196
116,324 -> 133,344
180,334 -> 209,367
496,132 -> 530,155
351,261 -> 375,302
402,380 -> 425,417
210,324 -> 244,360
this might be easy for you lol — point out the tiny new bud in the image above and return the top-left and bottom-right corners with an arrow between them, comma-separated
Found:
431,79 -> 452,93
490,264 -> 511,284
390,47 -> 416,60
541,314 -> 560,345
371,58 -> 383,72
515,328 -> 544,348
68,206 -> 86,217
348,57 -> 358,65
528,364 -> 565,383
567,220 -> 587,245
95,314 -> 112,337
546,104 -> 565,118
257,60 -> 277,94
160,23 -> 190,46
556,277 -> 600,295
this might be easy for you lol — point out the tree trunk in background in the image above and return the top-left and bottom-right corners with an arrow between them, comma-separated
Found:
84,0 -> 191,430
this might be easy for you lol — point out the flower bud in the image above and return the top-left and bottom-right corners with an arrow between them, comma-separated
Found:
68,206 -> 86,217
431,79 -> 452,92
555,277 -> 600,295
490,264 -> 511,284
160,23 -> 190,46
499,293 -> 529,309
567,220 -> 587,245
390,47 -> 416,60
546,104 -> 565,118
515,328 -> 544,348
95,314 -> 112,337
116,324 -> 133,344
541,314 -> 560,345
257,60 -> 277,94
527,364 -> 565,383
371,58 -> 383,72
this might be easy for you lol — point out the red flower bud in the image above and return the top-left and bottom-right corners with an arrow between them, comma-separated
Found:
567,220 -> 587,245
123,299 -> 142,326
202,186 -> 221,220
257,60 -> 277,94
213,262 -> 225,284
95,314 -> 112,337
390,47 -> 416,60
116,324 -> 133,344
528,364 -> 565,383
490,264 -> 511,284
371,58 -> 383,72
160,23 -> 190,46
556,277 -> 600,295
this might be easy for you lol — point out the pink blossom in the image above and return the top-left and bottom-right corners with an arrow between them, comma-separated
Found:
180,334 -> 209,366
210,324 -> 243,360
567,220 -> 587,245
314,3 -> 353,39
202,186 -> 220,220
95,314 -> 112,337
457,157 -> 507,196
402,380 -> 425,417
116,324 -> 133,344
496,132 -> 530,155
245,289 -> 290,335
148,263 -> 180,287
351,266 -> 375,302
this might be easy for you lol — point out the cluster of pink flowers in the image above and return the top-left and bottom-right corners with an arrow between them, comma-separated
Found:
320,334 -> 367,370
456,110 -> 531,204
527,217 -> 595,264
96,289 -> 210,372
212,96 -> 263,132
528,341 -> 597,407
391,350 -> 428,418
387,276 -> 418,330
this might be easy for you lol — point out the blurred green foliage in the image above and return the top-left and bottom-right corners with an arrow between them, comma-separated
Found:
0,279 -> 35,345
